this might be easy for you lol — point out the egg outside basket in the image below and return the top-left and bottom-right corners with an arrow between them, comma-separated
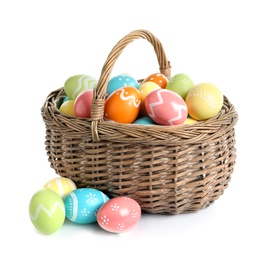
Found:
41,29 -> 238,214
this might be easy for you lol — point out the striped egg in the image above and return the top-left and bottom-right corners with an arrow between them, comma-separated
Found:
64,188 -> 110,224
44,177 -> 77,199
64,74 -> 97,100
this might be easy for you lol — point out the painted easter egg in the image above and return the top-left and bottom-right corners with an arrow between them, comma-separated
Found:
133,116 -> 157,125
145,89 -> 188,126
44,177 -> 77,199
183,117 -> 198,125
64,74 -> 97,100
62,96 -> 70,103
29,188 -> 65,235
74,89 -> 94,118
166,73 -> 194,100
64,188 -> 109,224
59,100 -> 75,116
104,86 -> 141,123
138,81 -> 161,116
107,74 -> 139,97
97,196 -> 141,233
186,82 -> 223,120
142,72 -> 169,89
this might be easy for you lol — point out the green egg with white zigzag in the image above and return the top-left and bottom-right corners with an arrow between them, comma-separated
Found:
29,188 -> 65,235
64,74 -> 97,100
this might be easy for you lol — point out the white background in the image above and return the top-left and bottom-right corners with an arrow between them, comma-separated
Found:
1,0 -> 270,259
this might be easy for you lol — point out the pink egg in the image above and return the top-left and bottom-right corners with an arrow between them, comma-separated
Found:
74,89 -> 94,118
97,196 -> 141,233
145,89 -> 188,125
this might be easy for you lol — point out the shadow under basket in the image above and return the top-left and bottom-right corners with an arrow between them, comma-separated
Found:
41,29 -> 238,214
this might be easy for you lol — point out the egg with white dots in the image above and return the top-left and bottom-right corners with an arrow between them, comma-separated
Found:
185,82 -> 223,120
107,74 -> 139,96
64,188 -> 109,224
97,196 -> 141,233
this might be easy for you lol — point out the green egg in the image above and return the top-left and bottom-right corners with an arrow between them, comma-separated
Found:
166,73 -> 194,100
29,188 -> 65,235
64,74 -> 97,100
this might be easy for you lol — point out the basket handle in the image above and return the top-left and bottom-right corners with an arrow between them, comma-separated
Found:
91,29 -> 171,141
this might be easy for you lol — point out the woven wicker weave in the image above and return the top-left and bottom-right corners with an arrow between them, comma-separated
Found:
41,29 -> 238,214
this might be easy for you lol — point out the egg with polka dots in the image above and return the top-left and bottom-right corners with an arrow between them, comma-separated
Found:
97,196 -> 141,233
107,74 -> 139,96
142,72 -> 169,89
186,82 -> 223,120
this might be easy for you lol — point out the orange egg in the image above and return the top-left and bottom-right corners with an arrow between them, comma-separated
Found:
142,72 -> 169,89
104,86 -> 141,123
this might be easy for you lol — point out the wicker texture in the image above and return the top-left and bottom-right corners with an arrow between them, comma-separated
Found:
41,29 -> 238,214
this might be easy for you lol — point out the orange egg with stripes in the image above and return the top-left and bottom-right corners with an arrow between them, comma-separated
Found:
104,86 -> 141,123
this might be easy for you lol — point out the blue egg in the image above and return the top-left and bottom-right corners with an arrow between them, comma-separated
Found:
133,116 -> 157,125
64,188 -> 109,224
63,96 -> 71,102
107,74 -> 139,96
60,96 -> 71,107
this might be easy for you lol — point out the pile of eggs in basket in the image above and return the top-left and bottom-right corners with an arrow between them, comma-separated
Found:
59,73 -> 224,125
29,177 -> 141,235
30,74 -> 224,235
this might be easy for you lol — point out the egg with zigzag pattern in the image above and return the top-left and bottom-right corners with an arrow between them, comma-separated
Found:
29,188 -> 65,235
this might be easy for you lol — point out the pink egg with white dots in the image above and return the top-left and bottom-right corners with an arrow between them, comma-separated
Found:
97,196 -> 141,233
145,89 -> 188,126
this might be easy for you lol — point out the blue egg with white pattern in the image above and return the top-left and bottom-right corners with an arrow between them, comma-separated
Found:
64,188 -> 109,224
107,74 -> 139,96
133,116 -> 157,125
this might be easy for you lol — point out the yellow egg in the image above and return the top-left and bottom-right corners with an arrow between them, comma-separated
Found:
183,117 -> 198,125
139,81 -> 161,116
185,83 -> 223,120
44,177 -> 77,198
59,100 -> 75,116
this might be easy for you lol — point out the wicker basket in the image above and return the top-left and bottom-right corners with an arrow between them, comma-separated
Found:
41,29 -> 238,214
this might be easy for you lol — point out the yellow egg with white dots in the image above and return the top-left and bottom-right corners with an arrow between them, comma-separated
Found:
185,83 -> 223,120
44,177 -> 77,198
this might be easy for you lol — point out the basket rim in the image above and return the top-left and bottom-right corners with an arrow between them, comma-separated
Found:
41,87 -> 238,145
